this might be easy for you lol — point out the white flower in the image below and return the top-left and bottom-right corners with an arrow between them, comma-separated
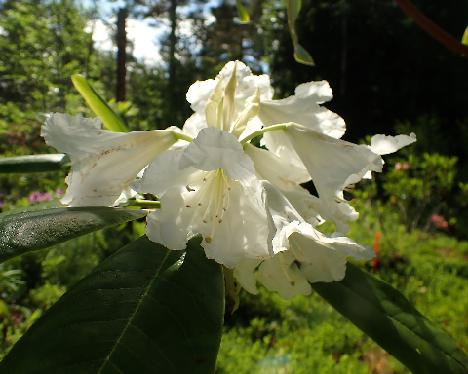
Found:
261,124 -> 416,233
135,61 -> 348,267
42,60 -> 416,286
135,128 -> 272,267
183,60 -> 416,234
234,182 -> 373,299
41,113 -> 179,206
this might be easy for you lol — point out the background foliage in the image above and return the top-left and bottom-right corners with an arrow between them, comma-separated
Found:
0,0 -> 466,372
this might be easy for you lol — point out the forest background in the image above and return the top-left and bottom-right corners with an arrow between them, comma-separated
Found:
0,0 -> 467,372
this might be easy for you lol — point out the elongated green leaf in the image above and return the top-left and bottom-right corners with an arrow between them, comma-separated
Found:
236,0 -> 250,23
72,74 -> 128,132
0,154 -> 68,173
312,264 -> 468,374
0,236 -> 224,373
0,200 -> 61,218
284,0 -> 314,66
0,207 -> 146,263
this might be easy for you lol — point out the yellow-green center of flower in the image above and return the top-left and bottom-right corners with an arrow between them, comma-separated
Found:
185,168 -> 232,244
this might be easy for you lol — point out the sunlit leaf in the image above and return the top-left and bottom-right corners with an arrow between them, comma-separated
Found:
0,154 -> 68,173
462,26 -> 468,46
284,0 -> 315,66
312,264 -> 468,373
71,74 -> 128,132
0,236 -> 224,373
236,0 -> 250,23
0,207 -> 146,263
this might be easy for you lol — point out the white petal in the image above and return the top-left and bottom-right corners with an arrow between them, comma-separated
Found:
146,174 -> 271,267
262,182 -> 372,282
262,130 -> 308,179
134,148 -> 198,197
186,79 -> 217,112
245,143 -> 310,190
259,81 -> 346,139
218,60 -> 274,107
294,81 -> 332,103
202,179 -> 271,267
290,231 -> 373,283
182,113 -> 208,138
256,253 -> 311,299
42,113 -> 176,206
282,188 -> 324,226
233,258 -> 261,294
370,133 -> 417,155
145,189 -> 191,251
261,182 -> 310,254
284,126 -> 383,230
180,127 -> 256,182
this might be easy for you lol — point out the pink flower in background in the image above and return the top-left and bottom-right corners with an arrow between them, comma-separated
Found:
28,192 -> 52,204
395,162 -> 410,170
55,188 -> 64,198
431,214 -> 449,230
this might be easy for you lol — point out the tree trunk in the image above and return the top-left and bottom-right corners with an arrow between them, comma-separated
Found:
166,0 -> 177,128
116,7 -> 127,102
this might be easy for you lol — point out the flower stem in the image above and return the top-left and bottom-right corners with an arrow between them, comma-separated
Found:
127,199 -> 161,209
239,123 -> 294,145
172,130 -> 193,143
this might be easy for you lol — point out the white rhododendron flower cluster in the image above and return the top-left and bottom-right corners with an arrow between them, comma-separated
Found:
42,61 -> 416,298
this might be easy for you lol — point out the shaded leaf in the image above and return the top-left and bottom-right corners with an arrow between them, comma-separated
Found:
72,74 -> 128,132
0,154 -> 68,173
0,236 -> 224,373
312,264 -> 468,374
0,207 -> 146,263
284,0 -> 315,66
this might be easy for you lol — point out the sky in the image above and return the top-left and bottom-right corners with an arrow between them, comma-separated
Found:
81,0 -> 220,65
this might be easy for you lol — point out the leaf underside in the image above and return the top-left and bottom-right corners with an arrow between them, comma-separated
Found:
284,0 -> 315,66
71,74 -> 128,132
0,207 -> 146,263
0,154 -> 68,173
0,236 -> 224,373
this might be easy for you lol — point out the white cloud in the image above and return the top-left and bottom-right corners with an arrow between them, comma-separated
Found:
87,18 -> 163,65
85,0 -> 219,66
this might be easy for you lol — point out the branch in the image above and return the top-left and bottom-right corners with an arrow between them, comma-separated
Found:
394,0 -> 468,57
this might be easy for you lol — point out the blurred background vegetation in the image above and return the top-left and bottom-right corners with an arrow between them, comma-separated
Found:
0,0 -> 467,372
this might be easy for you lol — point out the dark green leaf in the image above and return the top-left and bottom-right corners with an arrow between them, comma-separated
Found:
284,0 -> 315,66
236,0 -> 250,23
0,236 -> 224,373
312,264 -> 468,374
0,154 -> 68,173
72,74 -> 128,132
0,207 -> 146,263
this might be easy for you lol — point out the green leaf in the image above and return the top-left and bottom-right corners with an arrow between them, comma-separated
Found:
71,74 -> 128,132
0,236 -> 224,373
236,0 -> 250,23
462,26 -> 468,46
0,154 -> 68,173
283,0 -> 315,66
311,264 -> 468,374
0,207 -> 146,263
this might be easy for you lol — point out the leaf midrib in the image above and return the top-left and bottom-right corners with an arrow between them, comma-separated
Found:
96,251 -> 172,373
